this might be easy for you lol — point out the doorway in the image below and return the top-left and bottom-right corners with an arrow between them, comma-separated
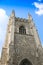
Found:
19,59 -> 32,65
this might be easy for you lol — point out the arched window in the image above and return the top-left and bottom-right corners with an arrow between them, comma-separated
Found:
19,26 -> 26,34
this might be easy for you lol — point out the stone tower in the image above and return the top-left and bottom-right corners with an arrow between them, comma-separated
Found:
1,10 -> 43,65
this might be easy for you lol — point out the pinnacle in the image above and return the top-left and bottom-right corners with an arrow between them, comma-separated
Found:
12,10 -> 15,14
11,9 -> 15,17
28,13 -> 32,18
28,13 -> 32,21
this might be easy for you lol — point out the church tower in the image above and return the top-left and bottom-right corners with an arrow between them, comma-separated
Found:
1,10 -> 43,65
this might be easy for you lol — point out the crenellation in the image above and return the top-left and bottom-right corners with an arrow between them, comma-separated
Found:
15,17 -> 28,22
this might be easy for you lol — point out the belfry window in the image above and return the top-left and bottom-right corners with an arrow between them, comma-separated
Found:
19,26 -> 26,34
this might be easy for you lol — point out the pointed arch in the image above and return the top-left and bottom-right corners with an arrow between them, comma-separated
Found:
19,25 -> 26,34
19,58 -> 32,65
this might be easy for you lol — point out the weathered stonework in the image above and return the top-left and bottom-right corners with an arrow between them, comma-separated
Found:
0,10 -> 43,65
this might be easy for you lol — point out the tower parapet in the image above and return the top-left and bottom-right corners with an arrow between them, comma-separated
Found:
15,17 -> 28,22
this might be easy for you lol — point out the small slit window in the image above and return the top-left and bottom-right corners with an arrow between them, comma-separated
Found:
19,26 -> 26,34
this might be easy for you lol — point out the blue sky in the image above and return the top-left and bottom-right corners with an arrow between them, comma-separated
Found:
0,0 -> 43,57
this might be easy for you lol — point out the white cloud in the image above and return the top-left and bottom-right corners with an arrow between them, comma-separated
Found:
33,2 -> 43,15
38,0 -> 42,2
0,9 -> 8,57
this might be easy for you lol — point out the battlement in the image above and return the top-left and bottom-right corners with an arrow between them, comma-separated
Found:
15,17 -> 28,22
9,10 -> 33,23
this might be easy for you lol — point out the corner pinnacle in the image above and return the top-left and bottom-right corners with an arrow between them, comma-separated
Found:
11,9 -> 15,17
